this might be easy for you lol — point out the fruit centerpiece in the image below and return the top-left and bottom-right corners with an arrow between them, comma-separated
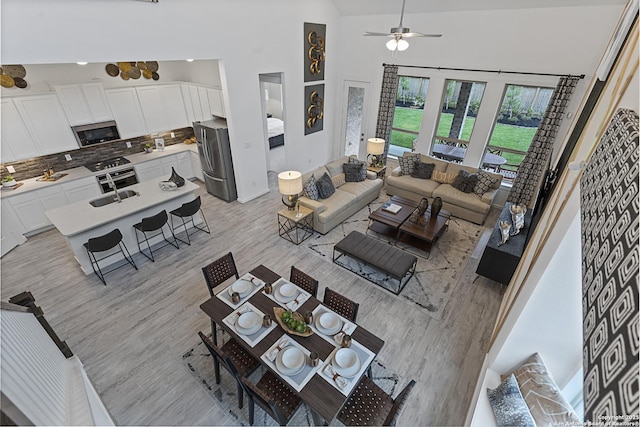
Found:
273,307 -> 313,337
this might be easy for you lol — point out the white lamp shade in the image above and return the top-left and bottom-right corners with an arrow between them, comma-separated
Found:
386,38 -> 409,51
397,39 -> 409,51
367,138 -> 385,155
386,39 -> 398,51
277,171 -> 303,195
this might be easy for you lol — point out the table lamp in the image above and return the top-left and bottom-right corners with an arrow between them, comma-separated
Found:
278,170 -> 303,212
367,138 -> 385,167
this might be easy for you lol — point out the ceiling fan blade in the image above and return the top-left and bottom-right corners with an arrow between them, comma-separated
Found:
363,32 -> 395,37
403,32 -> 443,38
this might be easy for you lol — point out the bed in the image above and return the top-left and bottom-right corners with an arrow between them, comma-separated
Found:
267,117 -> 285,149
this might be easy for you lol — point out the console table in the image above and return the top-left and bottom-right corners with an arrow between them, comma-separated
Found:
476,203 -> 532,285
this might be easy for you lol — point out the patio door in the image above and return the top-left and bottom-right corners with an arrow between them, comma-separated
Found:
340,80 -> 370,158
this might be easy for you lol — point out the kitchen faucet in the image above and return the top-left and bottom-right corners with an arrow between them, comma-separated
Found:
105,172 -> 121,203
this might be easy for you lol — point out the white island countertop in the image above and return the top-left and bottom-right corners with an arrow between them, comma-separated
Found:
45,179 -> 199,237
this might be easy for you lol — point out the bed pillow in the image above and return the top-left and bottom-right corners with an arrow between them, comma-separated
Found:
474,169 -> 498,196
348,157 -> 368,181
331,173 -> 346,188
398,153 -> 420,176
432,170 -> 458,184
303,175 -> 319,200
487,374 -> 536,427
452,170 -> 478,193
315,172 -> 335,199
411,162 -> 435,179
343,163 -> 365,182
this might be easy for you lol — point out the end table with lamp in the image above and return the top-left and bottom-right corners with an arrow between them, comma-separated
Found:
366,137 -> 387,181
277,170 -> 314,244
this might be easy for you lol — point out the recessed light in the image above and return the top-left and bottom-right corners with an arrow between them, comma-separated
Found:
76,62 -> 88,65
186,58 -> 195,62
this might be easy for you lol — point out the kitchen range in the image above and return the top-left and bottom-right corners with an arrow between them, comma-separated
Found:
84,156 -> 139,193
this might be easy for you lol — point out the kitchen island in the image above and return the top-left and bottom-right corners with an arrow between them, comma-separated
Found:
45,179 -> 201,275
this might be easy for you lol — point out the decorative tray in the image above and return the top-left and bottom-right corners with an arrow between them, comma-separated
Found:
36,173 -> 68,182
273,307 -> 313,337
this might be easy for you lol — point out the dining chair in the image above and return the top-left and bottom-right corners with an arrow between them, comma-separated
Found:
239,372 -> 302,426
323,287 -> 359,322
83,228 -> 138,285
198,332 -> 260,410
289,266 -> 319,297
132,209 -> 179,262
202,252 -> 240,343
169,195 -> 210,245
337,377 -> 416,426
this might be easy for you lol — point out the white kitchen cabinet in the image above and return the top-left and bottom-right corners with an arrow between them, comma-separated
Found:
12,94 -> 77,155
1,201 -> 26,257
0,99 -> 40,162
190,150 -> 204,181
164,152 -> 193,179
54,82 -> 113,125
38,186 -> 70,212
181,84 -> 197,124
208,88 -> 225,118
137,85 -> 188,134
197,86 -> 213,121
135,160 -> 165,183
61,176 -> 102,203
105,88 -> 148,138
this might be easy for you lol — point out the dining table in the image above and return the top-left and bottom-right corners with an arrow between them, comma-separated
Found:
199,264 -> 385,425
431,144 -> 507,167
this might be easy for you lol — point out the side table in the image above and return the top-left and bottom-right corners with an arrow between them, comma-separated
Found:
277,206 -> 314,245
367,165 -> 387,181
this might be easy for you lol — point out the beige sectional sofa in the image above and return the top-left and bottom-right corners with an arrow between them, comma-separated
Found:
386,152 -> 503,224
299,156 -> 383,234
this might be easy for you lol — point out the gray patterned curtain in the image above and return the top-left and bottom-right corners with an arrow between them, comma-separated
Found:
507,76 -> 580,206
375,64 -> 399,164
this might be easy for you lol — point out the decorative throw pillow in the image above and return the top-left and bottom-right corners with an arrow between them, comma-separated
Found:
331,173 -> 346,188
474,169 -> 498,196
398,154 -> 421,176
411,162 -> 435,179
432,170 -> 458,184
452,170 -> 478,193
315,172 -> 335,199
343,163 -> 365,182
348,157 -> 368,181
487,374 -> 536,427
303,175 -> 319,200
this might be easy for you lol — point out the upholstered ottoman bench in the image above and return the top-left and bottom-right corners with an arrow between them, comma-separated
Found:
332,230 -> 417,295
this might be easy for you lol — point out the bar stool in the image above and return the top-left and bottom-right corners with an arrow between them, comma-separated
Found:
83,228 -> 138,285
133,209 -> 179,262
169,195 -> 210,245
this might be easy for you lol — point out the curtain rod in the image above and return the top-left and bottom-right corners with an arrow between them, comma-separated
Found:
384,63 -> 585,79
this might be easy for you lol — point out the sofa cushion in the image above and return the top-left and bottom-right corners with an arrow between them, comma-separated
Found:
387,174 -> 440,198
326,156 -> 350,176
432,170 -> 458,184
343,163 -> 365,182
331,172 -> 346,188
303,175 -> 319,200
340,178 -> 382,202
474,169 -> 498,196
452,170 -> 478,193
398,153 -> 420,175
348,157 -> 368,180
411,162 -> 435,179
433,184 -> 489,212
316,172 -> 335,199
487,374 -> 535,427
316,189 -> 357,224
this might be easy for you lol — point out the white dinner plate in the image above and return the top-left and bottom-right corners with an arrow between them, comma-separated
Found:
332,349 -> 361,378
229,280 -> 252,297
275,347 -> 305,376
315,312 -> 343,336
235,312 -> 262,336
274,285 -> 298,303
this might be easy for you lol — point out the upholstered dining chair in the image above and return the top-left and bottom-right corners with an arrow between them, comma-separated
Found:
337,377 -> 416,426
198,332 -> 260,410
289,266 -> 319,297
323,288 -> 359,322
202,252 -> 240,343
240,372 -> 303,426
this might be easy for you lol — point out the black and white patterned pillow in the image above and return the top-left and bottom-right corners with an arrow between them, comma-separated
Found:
398,154 -> 420,175
303,175 -> 319,200
348,157 -> 367,181
315,172 -> 335,199
474,169 -> 498,196
487,374 -> 535,427
343,163 -> 364,182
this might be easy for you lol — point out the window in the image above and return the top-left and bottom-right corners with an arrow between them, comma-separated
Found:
432,79 -> 486,162
388,76 -> 429,157
484,84 -> 554,180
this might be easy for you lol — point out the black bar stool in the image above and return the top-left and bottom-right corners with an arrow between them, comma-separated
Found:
169,196 -> 210,245
133,209 -> 179,262
83,228 -> 138,285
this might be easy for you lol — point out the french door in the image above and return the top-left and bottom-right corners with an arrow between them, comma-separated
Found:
340,80 -> 370,159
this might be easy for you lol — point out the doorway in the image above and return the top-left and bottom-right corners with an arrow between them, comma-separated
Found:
259,73 -> 286,173
340,80 -> 370,159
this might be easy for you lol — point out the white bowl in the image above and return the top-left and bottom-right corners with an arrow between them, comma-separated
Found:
279,283 -> 296,298
281,347 -> 304,370
319,312 -> 340,331
335,348 -> 358,370
237,312 -> 260,330
231,280 -> 252,296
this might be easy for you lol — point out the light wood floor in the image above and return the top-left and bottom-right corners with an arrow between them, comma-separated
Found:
0,170 -> 504,426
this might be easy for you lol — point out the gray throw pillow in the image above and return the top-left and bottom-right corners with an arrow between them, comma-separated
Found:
343,163 -> 365,182
452,169 -> 478,193
487,374 -> 535,427
315,172 -> 335,199
348,157 -> 367,181
398,154 -> 420,176
303,175 -> 319,200
474,169 -> 498,196
411,162 -> 435,179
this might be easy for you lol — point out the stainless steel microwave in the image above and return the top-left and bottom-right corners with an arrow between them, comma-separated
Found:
72,121 -> 121,147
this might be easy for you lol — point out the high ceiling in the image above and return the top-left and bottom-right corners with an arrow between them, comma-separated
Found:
332,0 -> 628,16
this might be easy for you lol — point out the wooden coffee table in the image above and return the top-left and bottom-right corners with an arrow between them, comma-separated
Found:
398,206 -> 450,258
367,195 -> 418,240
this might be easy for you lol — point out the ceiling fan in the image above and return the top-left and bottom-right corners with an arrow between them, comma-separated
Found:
364,0 -> 442,52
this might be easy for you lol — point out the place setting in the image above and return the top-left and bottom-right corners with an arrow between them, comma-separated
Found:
221,301 -> 276,347
309,305 -> 357,346
216,272 -> 265,308
260,334 -> 323,392
262,277 -> 311,311
318,337 -> 374,396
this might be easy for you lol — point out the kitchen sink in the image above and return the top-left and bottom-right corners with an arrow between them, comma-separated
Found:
89,190 -> 139,207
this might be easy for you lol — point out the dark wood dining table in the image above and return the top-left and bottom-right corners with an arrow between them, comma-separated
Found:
432,144 -> 507,167
199,264 -> 385,424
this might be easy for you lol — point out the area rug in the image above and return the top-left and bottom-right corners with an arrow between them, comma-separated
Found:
181,332 -> 405,426
307,197 -> 485,321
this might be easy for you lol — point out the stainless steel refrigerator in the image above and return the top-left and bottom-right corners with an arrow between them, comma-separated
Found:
193,119 -> 237,202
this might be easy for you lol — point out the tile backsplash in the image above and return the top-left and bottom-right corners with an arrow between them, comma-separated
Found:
1,127 -> 195,181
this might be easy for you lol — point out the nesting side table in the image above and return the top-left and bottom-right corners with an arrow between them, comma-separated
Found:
277,206 -> 314,245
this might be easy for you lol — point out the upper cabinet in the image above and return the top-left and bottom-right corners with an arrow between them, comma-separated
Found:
136,84 -> 189,133
181,84 -> 225,122
54,82 -> 113,125
208,88 -> 225,118
12,95 -> 77,155
1,99 -> 40,162
105,87 -> 148,139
